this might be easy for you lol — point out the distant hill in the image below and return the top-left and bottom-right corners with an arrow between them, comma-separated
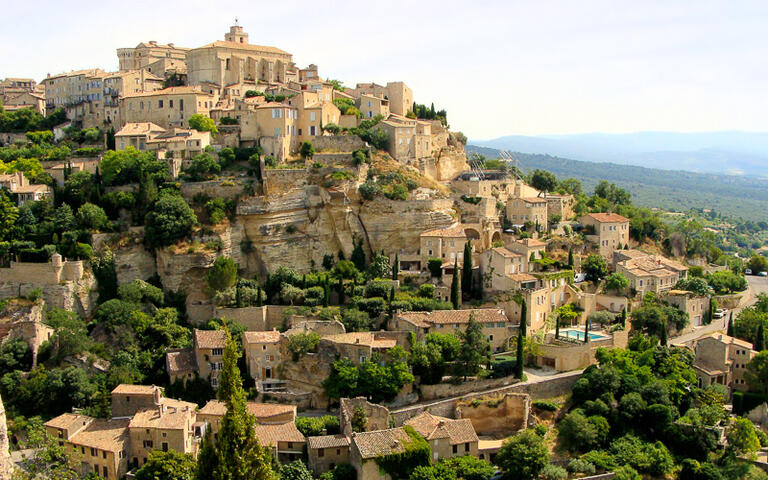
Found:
466,144 -> 768,222
470,131 -> 768,177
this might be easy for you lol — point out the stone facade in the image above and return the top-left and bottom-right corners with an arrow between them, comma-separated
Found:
692,334 -> 756,391
580,213 -> 630,259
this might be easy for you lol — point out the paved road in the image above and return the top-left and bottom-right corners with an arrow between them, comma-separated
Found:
671,275 -> 768,345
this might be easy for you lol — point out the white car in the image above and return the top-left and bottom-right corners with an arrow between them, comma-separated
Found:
713,309 -> 727,319
746,269 -> 753,275
760,271 -> 768,277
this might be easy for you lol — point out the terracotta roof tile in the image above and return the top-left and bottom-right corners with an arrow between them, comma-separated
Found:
583,212 -> 629,223
352,428 -> 412,459
420,224 -> 467,238
307,434 -> 350,449
492,247 -> 522,258
67,418 -> 130,452
198,400 -> 296,422
397,308 -> 508,326
198,41 -> 291,56
194,329 -> 226,349
111,384 -> 159,395
45,413 -> 92,431
166,349 -> 197,374
404,412 -> 478,444
253,422 -> 305,446
243,330 -> 281,344
115,122 -> 165,137
129,402 -> 196,430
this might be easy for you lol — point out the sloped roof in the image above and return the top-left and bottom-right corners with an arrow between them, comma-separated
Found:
114,122 -> 165,137
198,400 -> 296,421
111,384 -> 158,395
398,308 -> 507,326
492,247 -> 522,258
129,401 -> 196,430
68,418 -> 130,451
352,428 -> 412,459
322,332 -> 396,350
420,224 -> 467,238
122,86 -> 213,98
166,348 -> 197,374
582,212 -> 629,223
253,422 -> 305,446
307,434 -> 350,449
404,412 -> 478,445
243,330 -> 281,344
514,238 -> 546,248
197,41 -> 291,56
194,329 -> 226,349
45,413 -> 92,431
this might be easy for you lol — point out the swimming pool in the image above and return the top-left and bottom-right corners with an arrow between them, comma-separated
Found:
558,328 -> 609,341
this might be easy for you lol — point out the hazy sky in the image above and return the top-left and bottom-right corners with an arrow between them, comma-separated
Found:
2,0 -> 767,138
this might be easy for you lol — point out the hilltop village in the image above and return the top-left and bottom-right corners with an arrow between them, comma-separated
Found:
2,23 -> 768,480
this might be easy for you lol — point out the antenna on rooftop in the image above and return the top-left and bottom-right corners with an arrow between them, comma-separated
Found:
234,16 -> 239,25
467,153 -> 486,181
499,149 -> 523,181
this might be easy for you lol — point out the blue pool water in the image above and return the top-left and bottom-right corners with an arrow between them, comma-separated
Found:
559,329 -> 608,341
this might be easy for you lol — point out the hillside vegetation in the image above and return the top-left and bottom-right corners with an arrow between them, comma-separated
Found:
467,145 -> 768,222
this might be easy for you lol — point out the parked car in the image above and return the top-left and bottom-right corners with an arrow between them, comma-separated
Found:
759,271 -> 768,277
713,309 -> 727,319
746,269 -> 753,275
574,273 -> 587,283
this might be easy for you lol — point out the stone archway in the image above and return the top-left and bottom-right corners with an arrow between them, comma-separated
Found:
464,227 -> 482,252
491,231 -> 501,247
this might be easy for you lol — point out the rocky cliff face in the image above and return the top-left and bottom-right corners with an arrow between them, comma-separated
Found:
0,393 -> 10,480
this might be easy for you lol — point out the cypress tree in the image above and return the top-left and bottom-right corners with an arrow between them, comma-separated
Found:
389,285 -> 395,303
567,248 -> 574,268
451,259 -> 460,310
462,241 -> 472,300
392,253 -> 399,280
351,237 -> 366,271
727,312 -> 734,337
195,328 -> 276,480
515,327 -> 524,379
256,285 -> 263,307
757,323 -> 765,351
515,298 -> 527,379
337,277 -> 345,305
584,316 -> 590,343
660,321 -> 668,347
323,277 -> 330,307
555,313 -> 560,340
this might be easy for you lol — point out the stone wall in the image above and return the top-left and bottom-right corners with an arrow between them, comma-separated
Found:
180,179 -> 247,201
313,153 -> 356,167
0,277 -> 97,318
419,375 -> 520,402
311,135 -> 366,152
0,393 -> 9,480
340,397 -> 390,435
390,370 -> 581,426
455,393 -> 530,436
263,169 -> 307,196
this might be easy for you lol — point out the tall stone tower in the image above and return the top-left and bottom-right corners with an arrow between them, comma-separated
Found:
0,393 -> 10,480
225,22 -> 249,44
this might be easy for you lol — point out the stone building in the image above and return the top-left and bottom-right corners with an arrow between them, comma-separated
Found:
307,434 -> 351,475
349,428 -> 414,480
44,414 -> 130,480
165,329 -> 225,388
111,384 -> 163,419
545,194 -> 575,221
42,68 -> 108,111
615,252 -> 688,295
0,298 -> 53,367
197,400 -> 296,438
661,289 -> 710,327
379,115 -> 433,162
0,253 -> 83,285
253,422 -> 306,463
120,86 -> 216,129
114,122 -> 166,150
353,81 -> 413,117
127,397 -> 200,466
579,212 -> 630,259
339,397 -> 391,435
117,41 -> 189,72
404,411 -> 479,461
320,332 -> 397,366
692,333 -> 756,391
243,330 -> 282,390
391,308 -> 513,353
186,24 -> 295,93
506,196 -> 547,226
102,70 -> 164,126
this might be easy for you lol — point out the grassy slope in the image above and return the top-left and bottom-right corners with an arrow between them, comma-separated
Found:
466,145 -> 768,222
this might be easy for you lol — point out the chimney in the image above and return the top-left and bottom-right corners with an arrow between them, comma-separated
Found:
158,405 -> 164,417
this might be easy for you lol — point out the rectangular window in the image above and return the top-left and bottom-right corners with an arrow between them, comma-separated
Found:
212,348 -> 223,356
159,100 -> 163,108
310,126 -> 317,136
91,448 -> 96,456
179,99 -> 183,110
169,100 -> 173,108
318,448 -> 325,457
310,111 -> 316,121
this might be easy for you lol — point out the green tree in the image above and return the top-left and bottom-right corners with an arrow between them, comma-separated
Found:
392,253 -> 399,280
745,351 -> 768,392
351,237 -> 366,271
351,406 -> 368,432
188,113 -> 218,134
496,429 -> 549,480
530,169 -> 558,195
53,203 -> 76,233
195,328 -> 276,480
76,202 -> 109,230
567,248 -> 574,267
726,417 -> 760,455
279,460 -> 314,480
145,193 -> 198,248
367,252 -> 390,279
583,254 -> 608,282
727,312 -> 734,336
186,152 -> 221,181
207,256 -> 238,292
0,191 -> 19,240
757,323 -> 765,351
12,421 -> 82,480
299,141 -> 315,160
604,272 -> 629,293
462,241 -> 473,300
456,314 -> 489,379
450,259 -> 460,309
136,450 -> 197,480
